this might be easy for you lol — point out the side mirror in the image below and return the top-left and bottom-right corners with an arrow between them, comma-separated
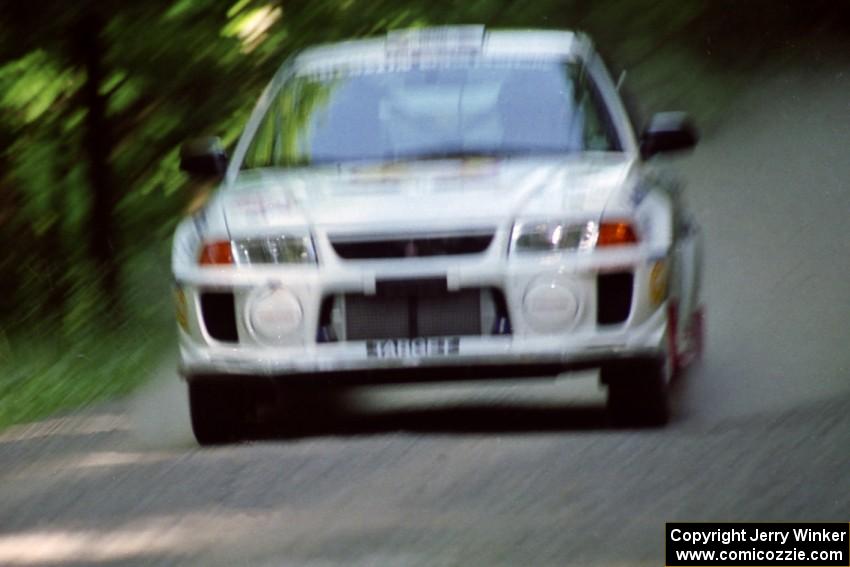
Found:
640,112 -> 698,160
179,137 -> 228,178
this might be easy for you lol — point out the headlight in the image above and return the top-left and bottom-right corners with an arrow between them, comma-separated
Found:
233,235 -> 316,265
199,235 -> 317,266
510,219 -> 638,254
510,220 -> 598,254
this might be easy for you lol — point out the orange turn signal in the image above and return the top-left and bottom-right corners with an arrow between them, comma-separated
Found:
198,241 -> 234,265
597,222 -> 638,247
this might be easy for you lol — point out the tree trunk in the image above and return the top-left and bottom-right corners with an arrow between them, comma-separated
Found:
76,12 -> 122,322
43,128 -> 69,327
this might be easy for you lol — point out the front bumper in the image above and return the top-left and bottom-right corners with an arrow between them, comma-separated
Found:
175,235 -> 673,386
179,299 -> 668,385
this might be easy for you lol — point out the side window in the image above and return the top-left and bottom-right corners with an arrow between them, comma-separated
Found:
242,79 -> 337,168
592,50 -> 646,135
571,64 -> 621,151
243,102 -> 277,169
617,83 -> 646,136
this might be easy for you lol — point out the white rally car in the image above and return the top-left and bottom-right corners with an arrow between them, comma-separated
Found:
173,27 -> 704,443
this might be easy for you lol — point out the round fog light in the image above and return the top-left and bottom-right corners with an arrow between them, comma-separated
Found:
249,288 -> 303,341
523,279 -> 580,332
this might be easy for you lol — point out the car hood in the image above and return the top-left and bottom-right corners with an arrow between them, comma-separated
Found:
217,154 -> 638,237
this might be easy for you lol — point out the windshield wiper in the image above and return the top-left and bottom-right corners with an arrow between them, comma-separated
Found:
388,145 -> 573,163
261,145 -> 578,169
386,148 -> 498,163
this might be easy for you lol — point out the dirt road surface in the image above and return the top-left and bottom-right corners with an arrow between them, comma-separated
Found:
1,64 -> 848,566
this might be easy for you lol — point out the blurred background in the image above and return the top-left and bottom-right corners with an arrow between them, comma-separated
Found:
0,0 -> 848,432
0,2 -> 849,566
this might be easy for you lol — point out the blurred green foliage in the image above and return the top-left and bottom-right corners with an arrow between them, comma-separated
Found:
0,0 -> 846,427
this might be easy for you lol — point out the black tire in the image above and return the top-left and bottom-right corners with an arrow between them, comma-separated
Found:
188,380 -> 252,445
604,360 -> 670,427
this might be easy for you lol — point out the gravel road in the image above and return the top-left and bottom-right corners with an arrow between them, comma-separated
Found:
1,64 -> 848,566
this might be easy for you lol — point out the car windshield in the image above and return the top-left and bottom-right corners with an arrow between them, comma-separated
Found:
242,60 -> 621,169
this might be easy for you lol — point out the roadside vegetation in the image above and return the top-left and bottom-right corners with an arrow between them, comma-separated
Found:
0,0 -> 846,429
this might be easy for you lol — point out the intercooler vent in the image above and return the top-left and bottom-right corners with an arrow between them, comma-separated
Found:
330,233 -> 494,259
597,272 -> 634,325
200,291 -> 238,342
345,289 -> 482,340
328,283 -> 511,341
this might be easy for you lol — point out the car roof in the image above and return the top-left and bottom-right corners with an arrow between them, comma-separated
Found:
292,27 -> 592,76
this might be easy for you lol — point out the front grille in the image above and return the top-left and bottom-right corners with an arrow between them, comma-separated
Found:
345,289 -> 482,340
323,284 -> 511,341
330,232 -> 494,259
345,294 -> 413,340
597,272 -> 634,325
200,291 -> 238,342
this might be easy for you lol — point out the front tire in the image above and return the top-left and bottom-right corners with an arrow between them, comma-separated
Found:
188,380 -> 252,445
604,359 -> 670,427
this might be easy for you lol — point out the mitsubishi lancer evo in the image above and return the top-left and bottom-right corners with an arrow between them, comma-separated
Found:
173,26 -> 704,443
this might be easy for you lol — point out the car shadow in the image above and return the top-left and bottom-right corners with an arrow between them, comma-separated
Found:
243,384 -> 620,441
259,405 -> 613,440
237,371 -> 699,441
